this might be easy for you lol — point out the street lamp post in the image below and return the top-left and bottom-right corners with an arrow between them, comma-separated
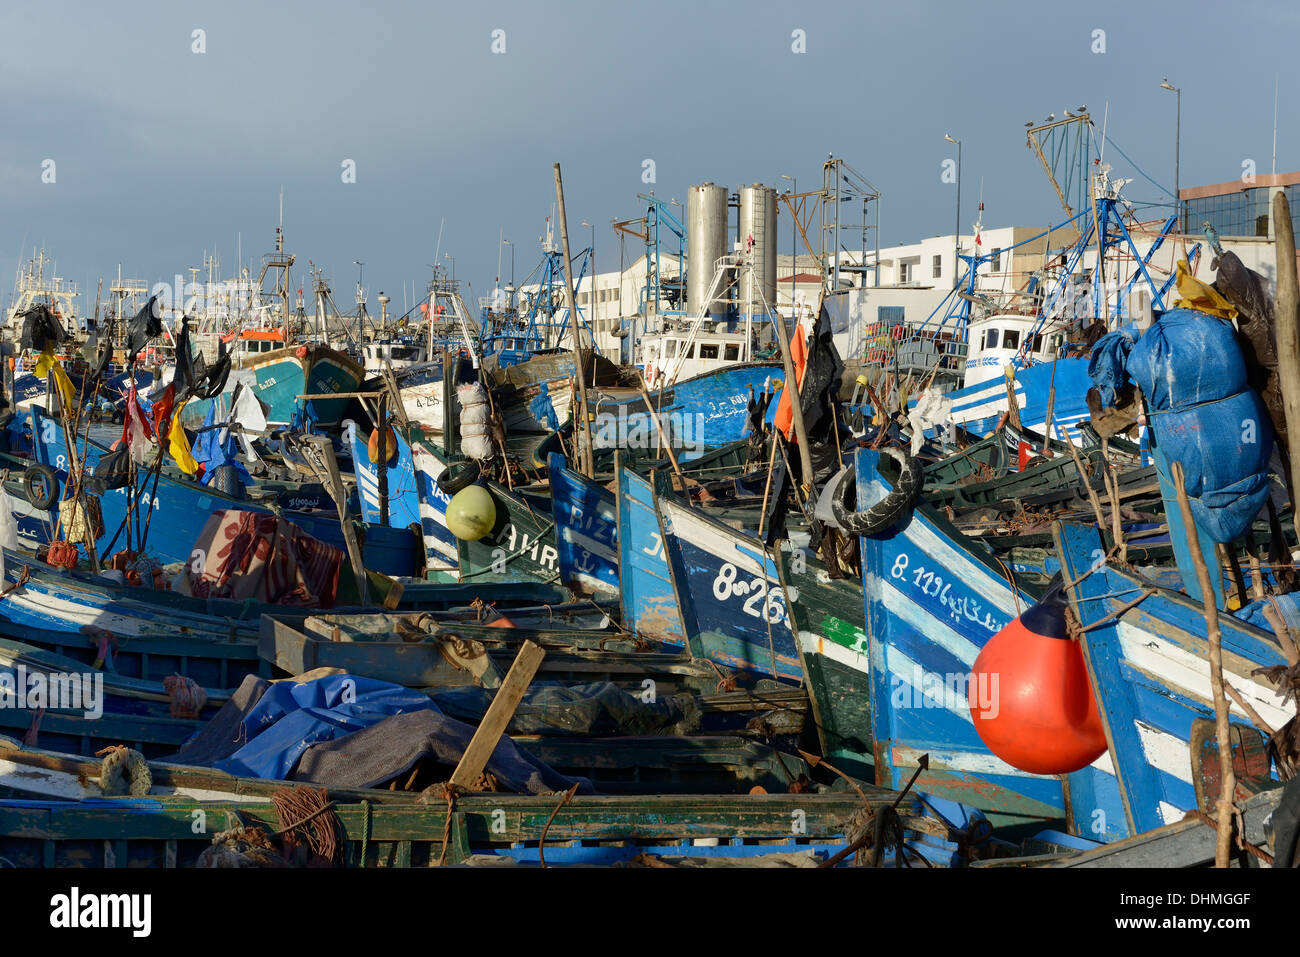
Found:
781,174 -> 796,323
944,134 -> 961,288
582,220 -> 596,331
1160,77 -> 1182,232
502,239 -> 515,305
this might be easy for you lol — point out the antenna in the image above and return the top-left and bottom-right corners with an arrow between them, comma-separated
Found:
1098,102 -> 1109,166
1274,75 -> 1280,176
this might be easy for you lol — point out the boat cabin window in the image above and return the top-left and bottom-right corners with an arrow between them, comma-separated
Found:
724,344 -> 740,361
684,343 -> 695,358
983,329 -> 998,349
1028,334 -> 1042,353
1002,329 -> 1020,350
699,344 -> 719,360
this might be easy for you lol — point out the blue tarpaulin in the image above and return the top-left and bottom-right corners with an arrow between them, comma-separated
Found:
192,403 -> 252,487
173,674 -> 594,794
1235,594 -> 1300,634
210,675 -> 437,780
1088,309 -> 1273,543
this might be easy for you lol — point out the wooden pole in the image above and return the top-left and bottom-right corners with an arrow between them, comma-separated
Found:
1003,367 -> 1023,430
1043,358 -> 1058,445
1171,460 -> 1235,868
770,295 -> 817,497
448,639 -> 545,791
1272,190 -> 1300,502
1067,427 -> 1110,539
553,163 -> 594,477
636,372 -> 684,487
756,428 -> 782,539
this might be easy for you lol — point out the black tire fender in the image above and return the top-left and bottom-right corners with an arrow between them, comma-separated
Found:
831,447 -> 922,536
436,459 -> 482,496
23,464 -> 59,511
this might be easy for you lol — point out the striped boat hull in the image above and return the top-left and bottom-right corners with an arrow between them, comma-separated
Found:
1055,522 -> 1288,839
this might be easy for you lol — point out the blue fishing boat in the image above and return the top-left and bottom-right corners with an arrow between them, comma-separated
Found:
653,487 -> 801,681
408,431 -> 559,585
1054,521 -> 1289,840
21,408 -> 418,576
548,453 -> 618,597
852,447 -> 1078,827
615,463 -> 687,648
588,361 -> 782,461
247,344 -> 365,428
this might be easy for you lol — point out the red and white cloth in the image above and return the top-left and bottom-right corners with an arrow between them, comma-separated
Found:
176,510 -> 342,608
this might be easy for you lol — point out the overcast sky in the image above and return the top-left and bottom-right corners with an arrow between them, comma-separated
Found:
1,0 -> 1292,315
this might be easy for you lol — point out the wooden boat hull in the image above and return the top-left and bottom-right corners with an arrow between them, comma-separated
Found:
1055,521 -> 1289,841
409,433 -> 559,585
549,454 -> 619,596
28,408 -> 419,576
587,362 -> 783,461
854,447 -> 1078,827
655,490 -> 801,681
775,547 -> 872,779
250,345 -> 365,428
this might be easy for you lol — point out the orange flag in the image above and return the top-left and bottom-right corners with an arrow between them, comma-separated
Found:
773,321 -> 808,440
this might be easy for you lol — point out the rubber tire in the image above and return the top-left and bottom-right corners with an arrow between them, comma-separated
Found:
437,460 -> 482,496
831,447 -> 922,536
23,464 -> 59,511
1270,776 -> 1300,867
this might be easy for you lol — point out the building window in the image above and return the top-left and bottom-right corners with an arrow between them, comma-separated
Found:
899,262 -> 912,283
991,248 -> 1002,272
932,255 -> 942,279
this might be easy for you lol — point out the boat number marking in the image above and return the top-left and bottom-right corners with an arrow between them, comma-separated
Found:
642,531 -> 665,558
711,562 -> 787,624
889,551 -> 999,634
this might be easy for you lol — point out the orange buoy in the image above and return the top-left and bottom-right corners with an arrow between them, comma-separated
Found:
968,581 -> 1107,774
367,425 -> 397,464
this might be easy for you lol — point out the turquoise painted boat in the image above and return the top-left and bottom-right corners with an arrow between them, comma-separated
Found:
248,344 -> 365,428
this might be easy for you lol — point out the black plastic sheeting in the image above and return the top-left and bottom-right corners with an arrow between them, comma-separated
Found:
18,305 -> 66,353
172,675 -> 594,795
125,296 -> 163,360
431,681 -> 702,737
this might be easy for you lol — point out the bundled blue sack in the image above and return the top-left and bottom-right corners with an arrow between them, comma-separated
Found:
1235,594 -> 1300,634
1089,308 -> 1273,543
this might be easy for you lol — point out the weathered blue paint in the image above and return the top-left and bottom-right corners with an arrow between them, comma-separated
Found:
855,447 -> 1069,824
1055,522 -> 1287,839
616,464 -> 688,650
932,357 -> 1093,441
346,422 -> 421,531
655,490 -> 800,681
548,454 -> 618,596
589,362 -> 781,461
251,347 -> 364,428
27,408 -> 417,576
